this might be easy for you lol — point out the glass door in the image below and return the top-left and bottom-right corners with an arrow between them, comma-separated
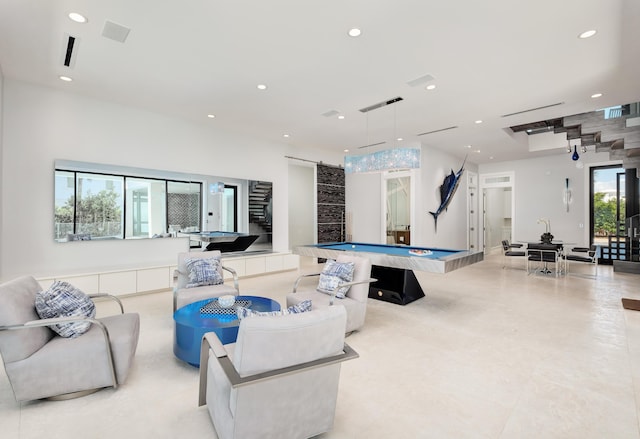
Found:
591,165 -> 625,262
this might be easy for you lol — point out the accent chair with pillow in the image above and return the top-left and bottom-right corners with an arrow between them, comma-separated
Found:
198,305 -> 358,439
0,276 -> 140,402
174,251 -> 239,311
286,254 -> 375,333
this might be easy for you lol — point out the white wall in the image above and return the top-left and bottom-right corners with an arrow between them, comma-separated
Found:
288,163 -> 315,249
0,80 -> 341,280
479,151 -> 618,246
345,172 -> 382,243
345,145 -> 475,250
0,68 -> 3,277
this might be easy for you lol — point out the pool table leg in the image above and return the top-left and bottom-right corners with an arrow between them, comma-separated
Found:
368,266 -> 425,305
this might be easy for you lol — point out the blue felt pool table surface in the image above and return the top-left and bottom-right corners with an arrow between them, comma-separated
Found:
316,242 -> 462,259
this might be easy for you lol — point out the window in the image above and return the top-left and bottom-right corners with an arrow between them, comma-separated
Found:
55,170 -> 202,241
75,173 -> 124,239
167,181 -> 202,233
125,178 -> 167,238
54,170 -> 76,240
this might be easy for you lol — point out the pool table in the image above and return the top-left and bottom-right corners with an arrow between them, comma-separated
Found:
180,231 -> 259,252
294,242 -> 483,305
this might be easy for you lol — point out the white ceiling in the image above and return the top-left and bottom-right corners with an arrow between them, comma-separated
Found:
1,0 -> 639,165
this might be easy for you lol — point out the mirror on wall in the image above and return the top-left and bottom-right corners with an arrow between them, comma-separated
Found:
54,160 -> 272,252
384,172 -> 412,245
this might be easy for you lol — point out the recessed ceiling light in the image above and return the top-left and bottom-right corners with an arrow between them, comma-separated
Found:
475,120 -> 483,124
579,29 -> 597,39
591,93 -> 603,98
344,149 -> 350,153
425,84 -> 436,90
283,134 -> 290,138
466,145 -> 472,149
337,115 -> 345,120
257,84 -> 267,90
489,156 -> 494,160
475,149 -> 481,153
59,75 -> 73,82
68,12 -> 88,23
207,114 -> 216,119
397,137 -> 403,141
348,28 -> 361,37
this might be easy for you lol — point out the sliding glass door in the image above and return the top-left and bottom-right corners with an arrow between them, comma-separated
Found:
591,165 -> 625,262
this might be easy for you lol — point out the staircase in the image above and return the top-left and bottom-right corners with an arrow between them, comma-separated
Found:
510,104 -> 640,271
561,102 -> 640,172
248,181 -> 272,233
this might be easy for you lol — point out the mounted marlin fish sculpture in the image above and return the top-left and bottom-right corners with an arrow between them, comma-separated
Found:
429,157 -> 466,231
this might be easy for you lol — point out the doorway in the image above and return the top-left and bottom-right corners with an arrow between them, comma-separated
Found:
590,164 -> 625,262
479,172 -> 514,253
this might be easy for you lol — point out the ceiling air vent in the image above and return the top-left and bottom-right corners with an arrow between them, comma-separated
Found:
358,141 -> 386,149
102,20 -> 131,43
500,102 -> 565,118
416,126 -> 458,136
406,74 -> 435,87
61,34 -> 78,68
321,110 -> 340,118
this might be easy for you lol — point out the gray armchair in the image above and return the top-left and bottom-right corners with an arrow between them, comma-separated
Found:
174,251 -> 239,311
198,306 -> 358,439
0,276 -> 140,402
286,254 -> 375,334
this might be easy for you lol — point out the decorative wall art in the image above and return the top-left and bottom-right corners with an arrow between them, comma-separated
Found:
429,158 -> 465,231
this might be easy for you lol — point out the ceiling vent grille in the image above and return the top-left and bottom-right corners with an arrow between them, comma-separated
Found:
321,109 -> 340,118
416,126 -> 459,136
500,102 -> 565,118
406,74 -> 435,87
102,20 -> 131,43
358,141 -> 386,149
63,35 -> 76,67
61,34 -> 78,68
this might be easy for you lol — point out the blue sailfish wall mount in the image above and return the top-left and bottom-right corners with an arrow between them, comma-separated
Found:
429,158 -> 466,231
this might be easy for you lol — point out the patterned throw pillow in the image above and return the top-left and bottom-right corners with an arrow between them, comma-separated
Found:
236,299 -> 312,320
34,281 -> 96,338
316,259 -> 355,299
185,257 -> 223,288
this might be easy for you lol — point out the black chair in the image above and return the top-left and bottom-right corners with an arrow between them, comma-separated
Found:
526,243 -> 564,276
563,245 -> 598,276
501,240 -> 525,269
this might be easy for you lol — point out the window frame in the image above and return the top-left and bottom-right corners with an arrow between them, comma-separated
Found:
55,168 -> 203,241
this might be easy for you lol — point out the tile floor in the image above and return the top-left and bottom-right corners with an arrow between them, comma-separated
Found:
2,253 -> 640,438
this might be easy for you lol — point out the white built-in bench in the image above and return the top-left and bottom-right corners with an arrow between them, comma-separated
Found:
36,252 -> 299,297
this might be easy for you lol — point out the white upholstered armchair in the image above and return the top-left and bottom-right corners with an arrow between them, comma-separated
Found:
0,276 -> 140,402
198,306 -> 358,439
174,251 -> 239,311
286,254 -> 375,333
